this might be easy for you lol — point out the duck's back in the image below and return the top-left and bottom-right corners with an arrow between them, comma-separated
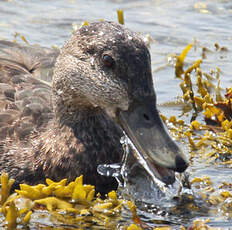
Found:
0,40 -> 59,141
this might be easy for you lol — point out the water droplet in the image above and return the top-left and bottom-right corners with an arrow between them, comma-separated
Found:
90,57 -> 94,65
167,55 -> 177,66
57,89 -> 63,95
97,163 -> 126,187
97,163 -> 121,177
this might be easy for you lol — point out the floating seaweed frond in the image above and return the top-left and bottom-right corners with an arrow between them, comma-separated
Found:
0,172 -> 15,205
0,173 -> 143,229
175,43 -> 193,78
117,9 -> 124,25
13,32 -> 29,44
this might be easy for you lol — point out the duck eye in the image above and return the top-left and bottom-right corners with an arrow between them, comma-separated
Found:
103,54 -> 115,68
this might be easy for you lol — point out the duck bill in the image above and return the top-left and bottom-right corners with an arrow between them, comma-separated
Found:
117,96 -> 188,185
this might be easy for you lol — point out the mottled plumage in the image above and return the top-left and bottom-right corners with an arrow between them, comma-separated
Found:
0,22 -> 188,194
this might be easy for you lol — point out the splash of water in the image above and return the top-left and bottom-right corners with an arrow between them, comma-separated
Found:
97,133 -> 191,203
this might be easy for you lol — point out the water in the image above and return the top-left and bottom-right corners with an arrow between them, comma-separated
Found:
98,135 -> 167,199
98,135 -> 196,226
1,0 -> 232,228
1,0 -> 231,105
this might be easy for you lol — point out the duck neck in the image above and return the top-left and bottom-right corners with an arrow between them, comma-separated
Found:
36,95 -> 124,193
53,95 -> 123,145
54,94 -> 102,126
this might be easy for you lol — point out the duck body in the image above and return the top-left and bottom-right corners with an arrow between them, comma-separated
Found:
0,40 -> 122,193
1,112 -> 122,194
0,22 -> 188,194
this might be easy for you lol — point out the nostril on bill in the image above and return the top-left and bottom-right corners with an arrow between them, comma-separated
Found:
175,155 -> 188,173
143,113 -> 150,121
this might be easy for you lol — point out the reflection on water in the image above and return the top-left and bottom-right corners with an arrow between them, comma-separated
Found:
1,0 -> 232,228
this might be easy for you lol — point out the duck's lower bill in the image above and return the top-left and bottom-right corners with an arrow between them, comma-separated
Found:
117,96 -> 188,185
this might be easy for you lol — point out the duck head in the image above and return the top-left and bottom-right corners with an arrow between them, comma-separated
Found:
53,21 -> 188,185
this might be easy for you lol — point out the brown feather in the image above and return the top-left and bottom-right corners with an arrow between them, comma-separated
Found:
0,22 -> 153,194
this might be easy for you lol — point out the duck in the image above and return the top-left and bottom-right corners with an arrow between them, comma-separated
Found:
0,21 -> 188,194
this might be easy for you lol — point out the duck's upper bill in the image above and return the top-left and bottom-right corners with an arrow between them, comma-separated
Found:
117,96 -> 188,184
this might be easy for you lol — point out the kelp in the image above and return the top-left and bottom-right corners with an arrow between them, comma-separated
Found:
117,9 -> 124,25
175,43 -> 225,123
167,43 -> 232,166
0,173 -> 183,229
159,42 -> 232,227
13,32 -> 29,44
0,173 -> 144,229
0,173 -> 14,205
175,43 -> 193,78
72,10 -> 124,33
